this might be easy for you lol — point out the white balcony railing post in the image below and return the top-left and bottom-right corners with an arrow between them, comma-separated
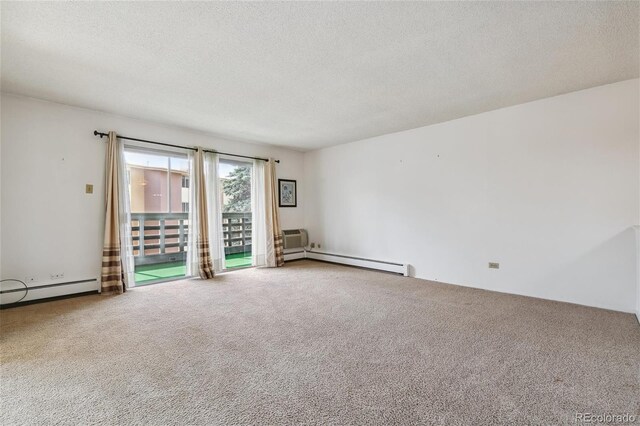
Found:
139,218 -> 145,259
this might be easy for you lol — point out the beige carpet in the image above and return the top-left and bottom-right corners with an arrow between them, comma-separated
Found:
1,260 -> 638,425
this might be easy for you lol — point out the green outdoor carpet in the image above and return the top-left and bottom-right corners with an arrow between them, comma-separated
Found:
225,252 -> 253,269
134,262 -> 186,285
134,253 -> 252,285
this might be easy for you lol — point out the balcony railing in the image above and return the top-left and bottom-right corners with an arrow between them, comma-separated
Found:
131,212 -> 252,266
131,212 -> 188,266
223,212 -> 252,255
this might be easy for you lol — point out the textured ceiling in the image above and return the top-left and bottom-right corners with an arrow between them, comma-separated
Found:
1,2 -> 638,150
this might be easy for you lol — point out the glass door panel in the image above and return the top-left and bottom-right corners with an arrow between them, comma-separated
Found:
125,148 -> 190,285
219,159 -> 252,269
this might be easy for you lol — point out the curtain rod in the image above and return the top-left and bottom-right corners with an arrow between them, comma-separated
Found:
93,131 -> 279,163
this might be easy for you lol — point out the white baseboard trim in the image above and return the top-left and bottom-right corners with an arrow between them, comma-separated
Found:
0,278 -> 99,306
2,251 -> 407,305
283,251 -> 306,261
304,250 -> 409,276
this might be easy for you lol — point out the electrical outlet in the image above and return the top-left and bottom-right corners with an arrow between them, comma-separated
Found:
25,276 -> 36,284
310,242 -> 315,248
488,262 -> 500,269
85,184 -> 94,194
317,243 -> 322,249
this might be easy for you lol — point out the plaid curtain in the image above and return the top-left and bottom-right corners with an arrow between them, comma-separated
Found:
193,148 -> 215,279
265,159 -> 284,267
100,132 -> 125,294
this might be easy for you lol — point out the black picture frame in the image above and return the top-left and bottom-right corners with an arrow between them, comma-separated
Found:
278,179 -> 297,207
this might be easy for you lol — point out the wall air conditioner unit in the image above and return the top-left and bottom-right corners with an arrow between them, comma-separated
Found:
282,229 -> 308,249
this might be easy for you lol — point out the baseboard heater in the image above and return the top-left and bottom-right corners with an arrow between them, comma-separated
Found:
0,278 -> 99,308
283,250 -> 306,261
284,250 -> 409,276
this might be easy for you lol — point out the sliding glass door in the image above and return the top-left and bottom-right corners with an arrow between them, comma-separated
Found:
124,148 -> 190,285
122,149 -> 255,284
219,158 -> 253,269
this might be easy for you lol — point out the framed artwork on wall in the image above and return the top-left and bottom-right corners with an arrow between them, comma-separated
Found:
278,179 -> 297,207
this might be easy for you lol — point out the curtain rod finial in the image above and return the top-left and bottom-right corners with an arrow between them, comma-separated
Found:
93,130 -> 98,136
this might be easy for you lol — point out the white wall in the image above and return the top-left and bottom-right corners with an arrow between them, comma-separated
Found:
2,81 -> 638,312
304,79 -> 639,313
0,95 -> 3,278
0,94 -> 304,287
637,100 -> 640,319
635,226 -> 640,320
